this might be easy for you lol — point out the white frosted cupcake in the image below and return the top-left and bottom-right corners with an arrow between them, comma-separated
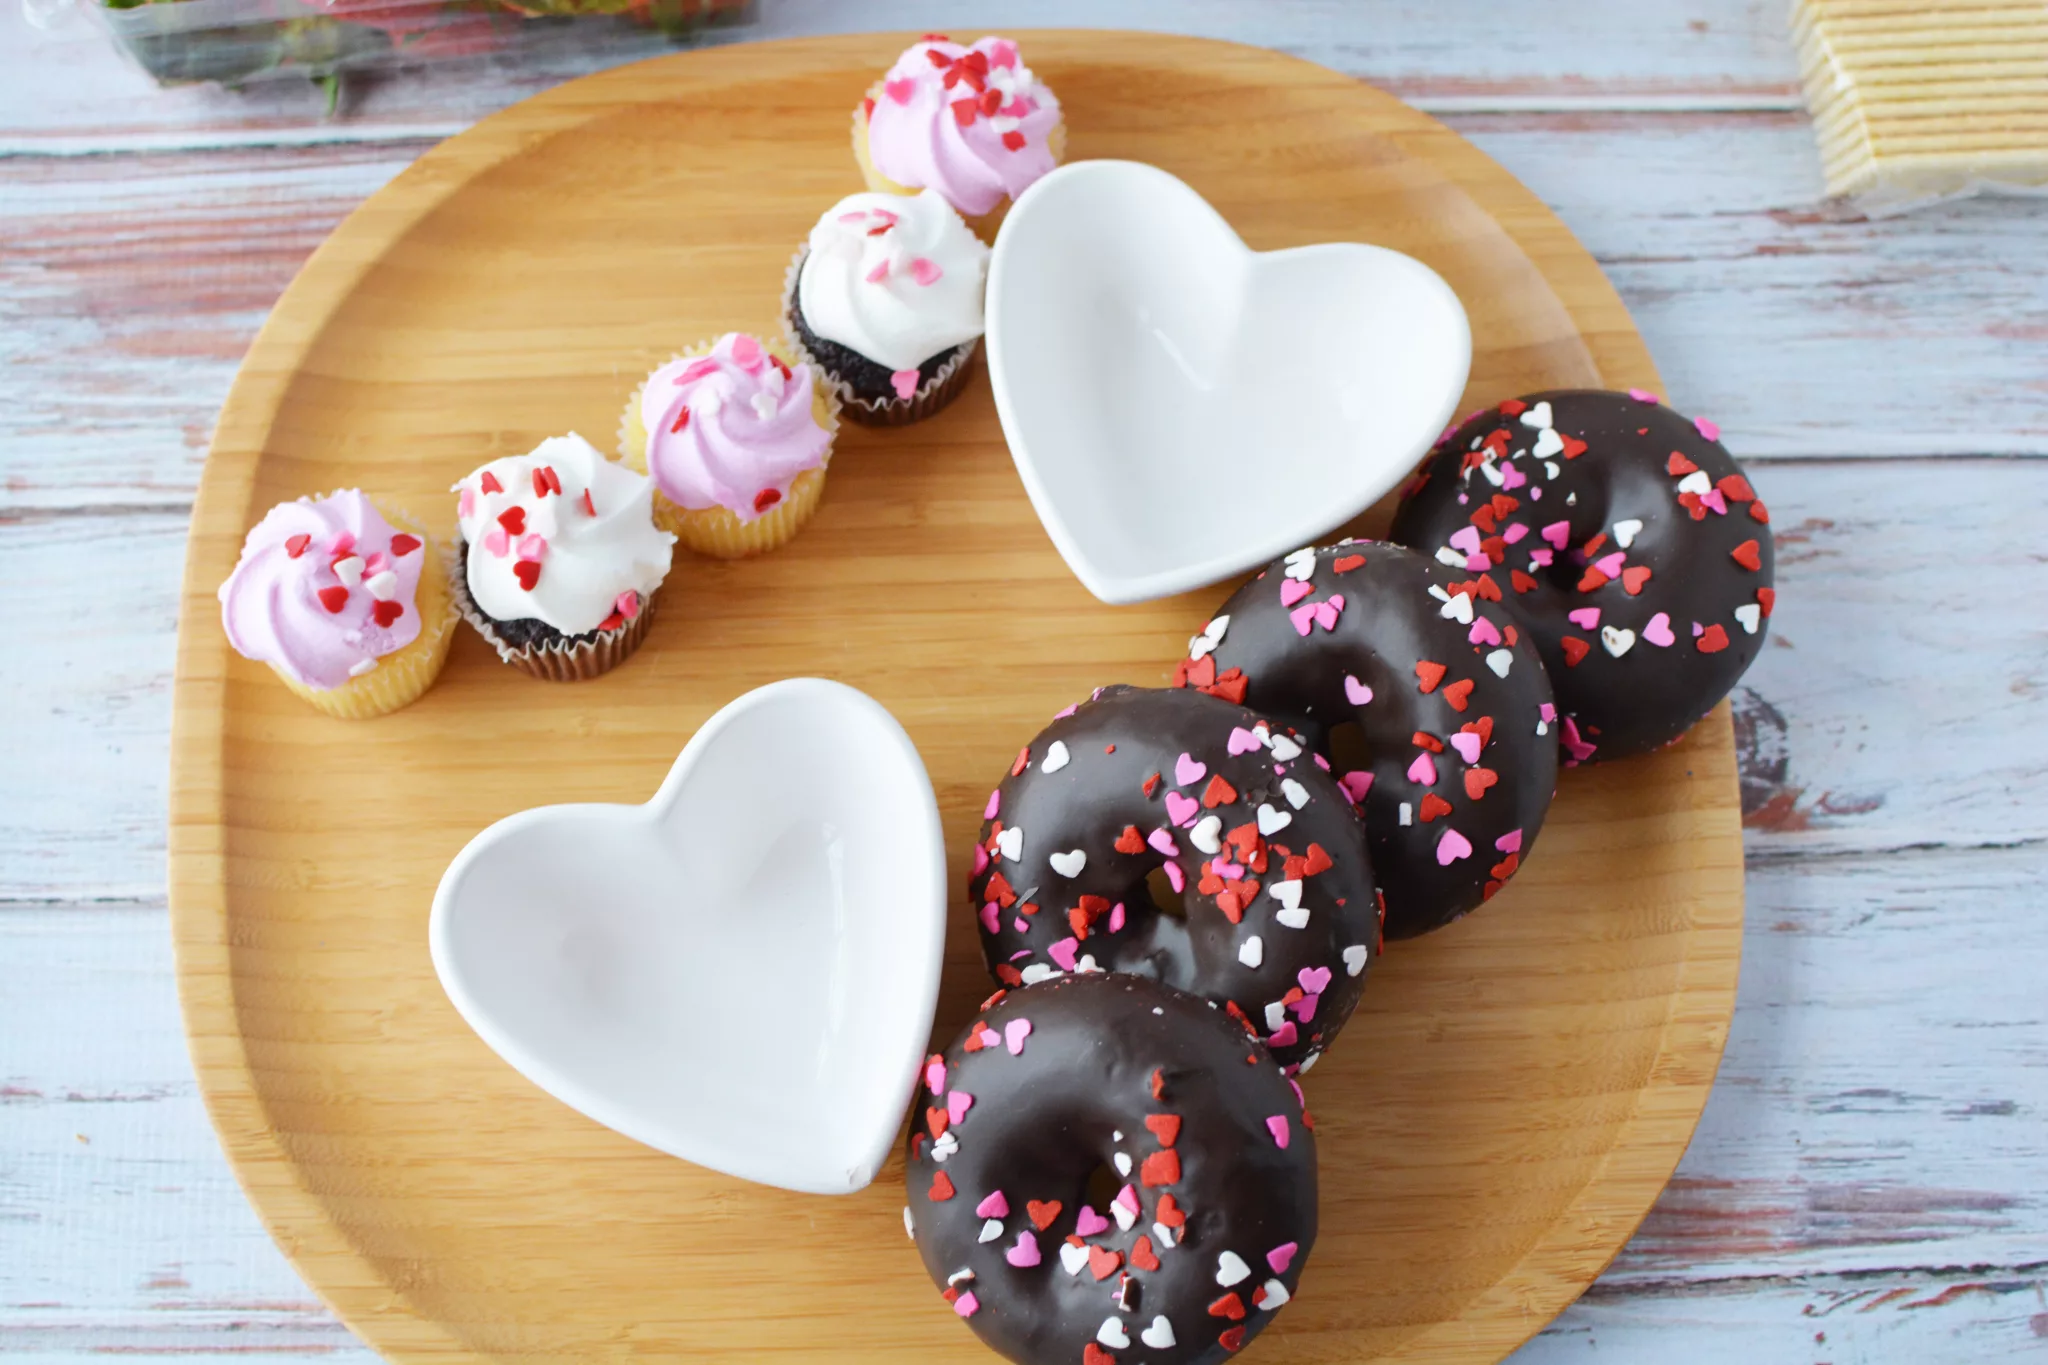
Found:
781,189 -> 991,426
450,433 -> 675,681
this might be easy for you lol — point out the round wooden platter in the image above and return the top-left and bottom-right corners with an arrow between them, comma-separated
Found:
169,30 -> 1742,1365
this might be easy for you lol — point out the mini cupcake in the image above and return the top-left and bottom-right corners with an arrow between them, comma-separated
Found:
217,488 -> 455,718
451,433 -> 675,682
619,332 -> 839,558
853,34 -> 1065,236
782,190 -> 990,425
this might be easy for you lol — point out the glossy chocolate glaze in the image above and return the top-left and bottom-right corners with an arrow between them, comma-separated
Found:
969,685 -> 1378,1069
906,974 -> 1316,1365
1184,542 -> 1558,939
1390,389 -> 1776,763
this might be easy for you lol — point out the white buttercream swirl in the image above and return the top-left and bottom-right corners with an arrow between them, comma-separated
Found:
797,189 -> 990,372
454,434 -> 674,636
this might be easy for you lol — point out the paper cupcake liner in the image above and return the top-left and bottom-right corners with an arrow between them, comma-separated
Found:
618,335 -> 839,556
850,84 -> 1068,240
263,498 -> 455,719
779,246 -> 979,427
447,539 -> 658,681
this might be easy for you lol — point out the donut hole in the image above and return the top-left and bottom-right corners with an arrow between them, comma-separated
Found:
1144,865 -> 1188,921
1082,1158 -> 1123,1212
1327,718 -> 1373,774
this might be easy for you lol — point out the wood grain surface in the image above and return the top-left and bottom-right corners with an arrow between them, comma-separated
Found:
6,2 -> 2047,1362
165,28 -> 1740,1365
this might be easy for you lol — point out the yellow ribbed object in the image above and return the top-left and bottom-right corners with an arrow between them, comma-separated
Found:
1792,0 -> 2048,210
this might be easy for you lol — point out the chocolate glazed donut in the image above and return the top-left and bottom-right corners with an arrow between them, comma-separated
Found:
1178,541 -> 1558,939
1390,389 -> 1776,764
969,685 -> 1378,1071
906,973 -> 1316,1365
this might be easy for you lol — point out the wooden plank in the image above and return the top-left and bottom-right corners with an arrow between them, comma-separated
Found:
0,0 -> 1805,151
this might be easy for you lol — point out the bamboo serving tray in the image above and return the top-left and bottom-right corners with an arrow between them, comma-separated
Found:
168,31 -> 1743,1365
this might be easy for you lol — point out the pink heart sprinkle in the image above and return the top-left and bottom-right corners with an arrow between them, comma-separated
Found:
1108,902 -> 1125,933
1449,732 -> 1483,764
1048,937 -> 1079,971
329,530 -> 356,556
1164,791 -> 1199,827
1279,577 -> 1313,607
1115,1183 -> 1140,1213
979,902 -> 1000,934
1315,594 -> 1344,630
1005,1018 -> 1032,1055
1468,616 -> 1502,646
1496,828 -> 1524,854
729,333 -> 763,371
985,37 -> 1018,68
1268,1242 -> 1299,1274
363,552 -> 389,575
1267,1115 -> 1291,1148
1267,1020 -> 1298,1048
482,528 -> 509,557
925,1059 -> 947,1094
980,1026 -> 1002,1048
1502,521 -> 1529,544
1695,416 -> 1720,441
1465,551 -> 1493,572
1006,1231 -> 1041,1268
1436,827 -> 1473,865
1643,612 -> 1676,647
1594,551 -> 1626,577
1629,387 -> 1659,403
677,357 -> 720,385
1529,547 -> 1555,567
1344,675 -> 1373,706
1340,770 -> 1374,803
972,845 -> 989,876
908,257 -> 942,287
1500,463 -> 1527,490
976,1190 -> 1009,1219
1541,702 -> 1558,723
517,533 -> 547,561
1162,861 -> 1185,894
1174,752 -> 1206,788
1700,488 -> 1728,515
1313,752 -> 1331,770
1052,703 -> 1079,720
890,368 -> 919,401
1013,917 -> 1029,933
1288,603 -> 1317,637
1076,1205 -> 1109,1237
458,486 -> 476,519
864,259 -> 890,284
1147,827 -> 1179,857
1541,520 -> 1571,549
1448,526 -> 1482,555
1298,966 -> 1332,995
871,208 -> 899,228
1227,726 -> 1261,755
953,1291 -> 979,1318
1407,752 -> 1437,785
1693,621 -> 1705,637
616,591 -> 640,620
1561,716 -> 1597,763
984,790 -> 1001,819
947,1090 -> 973,1125
1214,858 -> 1244,882
884,77 -> 916,104
1291,992 -> 1319,1023
1568,607 -> 1601,630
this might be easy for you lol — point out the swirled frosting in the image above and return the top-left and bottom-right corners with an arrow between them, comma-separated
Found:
639,333 -> 832,524
218,489 -> 427,690
454,433 -> 674,636
865,35 -> 1062,218
798,189 -> 990,372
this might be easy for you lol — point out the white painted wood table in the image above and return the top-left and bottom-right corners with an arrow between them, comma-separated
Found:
4,1 -> 2046,1360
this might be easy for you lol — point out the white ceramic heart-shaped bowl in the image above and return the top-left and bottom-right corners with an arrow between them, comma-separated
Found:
428,678 -> 945,1196
987,159 -> 1473,604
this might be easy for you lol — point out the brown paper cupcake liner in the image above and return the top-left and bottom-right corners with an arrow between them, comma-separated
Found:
779,245 -> 979,427
447,539 -> 658,682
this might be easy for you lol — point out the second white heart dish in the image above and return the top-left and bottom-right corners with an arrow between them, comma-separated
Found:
986,160 -> 1472,605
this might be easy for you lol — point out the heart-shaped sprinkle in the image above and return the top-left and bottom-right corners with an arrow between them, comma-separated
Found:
1141,1148 -> 1182,1185
954,1291 -> 979,1318
1611,518 -> 1643,549
1164,791 -> 1199,826
366,599 -> 401,628
884,76 -> 916,104
1217,1250 -> 1252,1286
995,826 -> 1022,861
1268,879 -> 1302,910
1642,612 -> 1676,647
1006,1230 -> 1041,1267
512,559 -> 542,591
1255,1278 -> 1292,1310
1468,615 -> 1502,647
1076,1204 -> 1110,1237
1047,937 -> 1079,972
316,584 -> 350,614
1140,1314 -> 1175,1348
1088,1245 -> 1123,1280
1283,547 -> 1317,580
1060,1241 -> 1090,1275
1189,815 -> 1223,854
1698,623 -> 1731,653
1238,935 -> 1263,967
1027,1199 -> 1061,1230
1278,576 -> 1313,607
1266,1240 -> 1299,1274
1096,1317 -> 1130,1349
1266,1114 -> 1291,1147
1343,944 -> 1368,976
1449,731 -> 1484,764
1621,565 -> 1653,595
947,1090 -> 973,1125
1436,827 -> 1473,865
1464,767 -> 1498,800
1406,752 -> 1438,785
1568,607 -> 1601,630
890,369 -> 919,401
1275,907 -> 1310,930
1039,740 -> 1071,774
977,1217 -> 1004,1243
1174,752 -> 1206,787
975,1190 -> 1009,1219
924,1057 -> 947,1094
1731,538 -> 1762,571
929,1171 -> 955,1201
1602,625 -> 1636,657
1049,848 -> 1086,878
1339,770 -> 1373,803
1734,603 -> 1762,634
1298,965 -> 1332,996
1256,804 -> 1291,835
1227,726 -> 1260,756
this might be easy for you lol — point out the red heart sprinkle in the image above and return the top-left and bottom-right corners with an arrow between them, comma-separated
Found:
1462,715 -> 1495,744
1087,1246 -> 1122,1280
1130,1235 -> 1161,1272
479,470 -> 503,494
1498,398 -> 1527,416
950,98 -> 978,125
1492,853 -> 1520,880
1560,435 -> 1588,458
1011,748 -> 1030,777
1332,554 -> 1365,573
1418,793 -> 1454,823
1560,636 -> 1591,666
1511,569 -> 1539,593
1204,670 -> 1248,705
928,1171 -> 954,1201
1463,767 -> 1498,800
1001,129 -> 1027,151
1414,660 -> 1447,693
1621,565 -> 1653,594
1185,653 -> 1217,688
1144,1113 -> 1181,1147
1219,1326 -> 1246,1352
388,533 -> 420,556
1441,679 -> 1475,712
1155,1192 -> 1186,1227
754,487 -> 782,514
284,533 -> 312,558
1140,1150 -> 1181,1187
1718,474 -> 1755,501
925,1107 -> 948,1139
512,559 -> 541,591
1469,504 -> 1498,534
1750,500 -> 1770,523
497,507 -> 526,535
1082,1346 -> 1115,1365
1578,568 -> 1610,593
1757,587 -> 1776,617
1214,888 -> 1245,924
1027,1199 -> 1061,1230
1143,772 -> 1162,798
532,468 -> 550,497
596,612 -> 624,632
370,599 -> 403,628
1209,1292 -> 1246,1320
1303,843 -> 1334,876
1412,731 -> 1443,752
1114,826 -> 1145,855
1731,539 -> 1762,571
316,585 -> 348,613
1201,774 -> 1238,808
670,405 -> 691,434
1666,452 -> 1698,476
1698,624 -> 1731,654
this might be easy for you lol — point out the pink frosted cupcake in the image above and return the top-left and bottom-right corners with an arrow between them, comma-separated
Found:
853,34 -> 1065,235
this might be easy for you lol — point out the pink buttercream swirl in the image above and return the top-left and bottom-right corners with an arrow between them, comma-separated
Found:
218,489 -> 426,690
866,35 -> 1062,218
641,333 -> 832,523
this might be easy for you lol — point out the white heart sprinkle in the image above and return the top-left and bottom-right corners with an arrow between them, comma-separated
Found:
1114,1152 -> 1133,1178
1440,591 -> 1474,625
1269,733 -> 1302,761
1281,778 -> 1309,810
1545,460 -> 1561,479
1239,935 -> 1263,969
947,1266 -> 975,1286
1677,469 -> 1712,496
1111,1196 -> 1137,1230
1060,1241 -> 1090,1276
1049,849 -> 1087,878
1486,648 -> 1514,678
1217,1250 -> 1251,1286
1612,518 -> 1644,549
1256,1278 -> 1291,1310
1283,547 -> 1317,581
1601,625 -> 1637,658
1533,427 -> 1564,458
1189,815 -> 1223,854
1298,1049 -> 1320,1072
1040,741 -> 1070,774
1264,1001 -> 1288,1031
1256,804 -> 1292,836
1188,614 -> 1230,659
365,570 -> 399,600
1076,954 -> 1103,974
931,1130 -> 959,1161
1479,459 -> 1505,486
996,826 -> 1023,862
1520,401 -> 1554,430
1734,603 -> 1762,634
1020,963 -> 1059,985
1152,1222 -> 1177,1248
750,391 -> 779,421
1276,907 -> 1311,930
1343,944 -> 1369,976
1097,1318 -> 1130,1349
1269,879 -> 1303,910
1112,1130 -> 1123,1142
1141,1315 -> 1177,1349
332,555 -> 364,587
1435,546 -> 1465,568
978,1218 -> 1004,1243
